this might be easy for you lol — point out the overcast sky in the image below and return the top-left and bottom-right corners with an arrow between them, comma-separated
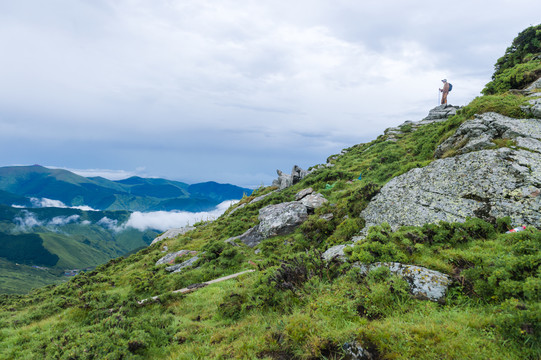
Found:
1,1 -> 539,187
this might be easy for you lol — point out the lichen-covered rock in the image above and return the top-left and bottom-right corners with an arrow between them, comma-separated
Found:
354,262 -> 452,303
385,105 -> 460,142
342,341 -> 374,360
165,255 -> 200,273
272,165 -> 309,189
435,112 -> 541,158
525,76 -> 541,91
150,226 -> 196,246
299,193 -> 328,211
361,148 -> 541,231
521,94 -> 541,118
155,250 -> 197,266
229,201 -> 309,247
228,193 -> 328,247
322,244 -> 348,262
257,201 -> 309,239
295,187 -> 314,200
419,104 -> 460,124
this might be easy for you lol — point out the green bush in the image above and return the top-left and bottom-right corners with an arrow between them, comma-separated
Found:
483,24 -> 541,94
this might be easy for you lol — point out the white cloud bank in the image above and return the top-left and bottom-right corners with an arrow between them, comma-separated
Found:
13,211 -> 81,230
12,200 -> 236,233
23,197 -> 97,211
119,200 -> 237,232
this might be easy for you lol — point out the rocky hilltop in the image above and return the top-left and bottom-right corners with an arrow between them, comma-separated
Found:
361,108 -> 541,234
1,25 -> 540,360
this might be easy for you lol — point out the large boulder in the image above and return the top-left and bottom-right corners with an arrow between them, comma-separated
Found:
419,104 -> 460,124
322,244 -> 349,262
299,193 -> 328,211
361,147 -> 541,231
156,250 -> 198,266
385,105 -> 460,142
228,201 -> 309,247
435,112 -> 541,158
165,255 -> 201,273
227,190 -> 327,247
272,165 -> 309,190
521,94 -> 541,118
354,262 -> 452,303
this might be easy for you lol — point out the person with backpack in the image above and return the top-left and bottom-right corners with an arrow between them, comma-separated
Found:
439,79 -> 452,106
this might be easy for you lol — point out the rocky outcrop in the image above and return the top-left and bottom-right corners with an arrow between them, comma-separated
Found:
385,105 -> 460,142
361,109 -> 541,232
525,77 -> 541,91
342,341 -> 375,360
150,226 -> 196,246
295,187 -> 328,211
435,112 -> 541,158
227,188 -> 327,247
155,250 -> 198,266
322,244 -> 348,262
419,104 -> 460,123
229,201 -> 309,247
521,93 -> 541,119
165,255 -> 201,273
322,247 -> 451,302
361,147 -> 540,231
354,262 -> 452,303
272,165 -> 309,190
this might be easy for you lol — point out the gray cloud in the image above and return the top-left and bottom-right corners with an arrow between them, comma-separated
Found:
0,1 -> 540,186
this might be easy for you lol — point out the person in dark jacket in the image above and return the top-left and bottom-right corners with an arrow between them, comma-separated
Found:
439,79 -> 450,106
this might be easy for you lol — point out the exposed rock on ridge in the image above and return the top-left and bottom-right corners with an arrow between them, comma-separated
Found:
435,112 -> 541,158
227,188 -> 328,247
361,111 -> 541,232
354,262 -> 451,303
272,165 -> 310,190
385,105 -> 460,142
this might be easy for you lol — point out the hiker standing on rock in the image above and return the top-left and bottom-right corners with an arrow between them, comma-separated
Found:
439,79 -> 450,106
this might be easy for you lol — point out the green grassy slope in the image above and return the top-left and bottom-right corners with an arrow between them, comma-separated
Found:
0,24 -> 539,360
0,206 -> 159,294
0,258 -> 65,295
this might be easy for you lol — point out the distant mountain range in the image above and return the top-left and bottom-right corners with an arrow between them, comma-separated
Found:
0,165 -> 253,212
0,165 -> 253,293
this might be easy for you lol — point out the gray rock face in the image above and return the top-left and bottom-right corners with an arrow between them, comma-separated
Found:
361,147 -> 541,231
295,187 -> 314,200
299,193 -> 328,211
272,165 -> 309,189
322,244 -> 348,262
420,104 -> 460,124
155,250 -> 198,266
354,262 -> 452,303
228,191 -> 328,247
258,201 -> 309,239
435,112 -> 541,158
228,201 -> 308,247
525,76 -> 541,91
150,226 -> 196,246
342,341 -> 374,360
165,255 -> 200,273
521,94 -> 541,118
385,105 -> 460,142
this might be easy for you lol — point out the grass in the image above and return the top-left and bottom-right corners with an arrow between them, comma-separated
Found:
0,29 -> 540,359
